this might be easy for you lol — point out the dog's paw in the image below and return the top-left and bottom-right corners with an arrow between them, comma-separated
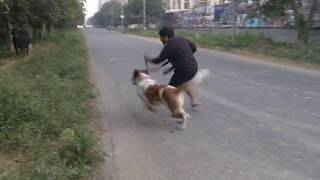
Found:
191,103 -> 200,107
176,121 -> 187,130
176,119 -> 183,124
185,113 -> 190,119
176,118 -> 188,130
147,106 -> 156,112
172,113 -> 183,119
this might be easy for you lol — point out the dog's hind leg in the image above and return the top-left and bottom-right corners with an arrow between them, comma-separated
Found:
180,108 -> 190,119
178,109 -> 190,130
176,113 -> 189,130
174,108 -> 190,130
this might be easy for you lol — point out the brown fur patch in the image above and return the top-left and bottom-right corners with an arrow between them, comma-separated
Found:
162,87 -> 183,118
144,84 -> 166,105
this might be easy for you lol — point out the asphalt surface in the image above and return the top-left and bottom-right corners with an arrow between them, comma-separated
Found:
85,28 -> 320,180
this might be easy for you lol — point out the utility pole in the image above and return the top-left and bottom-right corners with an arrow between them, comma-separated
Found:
143,0 -> 146,29
111,2 -> 114,28
120,1 -> 124,28
231,0 -> 236,43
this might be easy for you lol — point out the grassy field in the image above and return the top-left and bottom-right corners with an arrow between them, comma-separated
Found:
0,47 -> 13,60
122,29 -> 320,65
0,31 -> 100,179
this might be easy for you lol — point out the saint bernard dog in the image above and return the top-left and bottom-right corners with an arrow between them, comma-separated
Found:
132,68 -> 209,130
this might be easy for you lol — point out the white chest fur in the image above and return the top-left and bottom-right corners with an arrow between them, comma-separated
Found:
137,78 -> 156,92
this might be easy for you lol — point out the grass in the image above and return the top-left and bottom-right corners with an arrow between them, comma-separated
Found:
122,29 -> 320,65
0,46 -> 14,59
0,31 -> 100,179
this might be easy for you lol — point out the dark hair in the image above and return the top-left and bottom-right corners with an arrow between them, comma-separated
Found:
158,27 -> 174,38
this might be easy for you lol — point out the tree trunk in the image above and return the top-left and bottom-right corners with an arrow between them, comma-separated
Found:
4,15 -> 14,52
50,25 -> 55,33
47,24 -> 55,34
297,26 -> 310,46
41,23 -> 47,36
291,0 -> 318,46
37,26 -> 42,38
32,27 -> 37,39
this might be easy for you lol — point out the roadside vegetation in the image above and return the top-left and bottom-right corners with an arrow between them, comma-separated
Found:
122,28 -> 320,65
0,31 -> 100,179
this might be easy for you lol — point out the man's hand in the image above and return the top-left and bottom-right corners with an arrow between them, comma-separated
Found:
144,54 -> 151,63
144,54 -> 150,67
144,54 -> 163,73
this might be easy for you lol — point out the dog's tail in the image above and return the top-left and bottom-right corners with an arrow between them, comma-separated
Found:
189,69 -> 210,87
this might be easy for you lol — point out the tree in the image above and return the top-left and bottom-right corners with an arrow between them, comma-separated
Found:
93,1 -> 121,27
27,0 -> 49,37
86,16 -> 96,26
44,0 -> 85,29
0,0 -> 14,51
257,0 -> 319,46
124,0 -> 165,25
0,0 -> 85,53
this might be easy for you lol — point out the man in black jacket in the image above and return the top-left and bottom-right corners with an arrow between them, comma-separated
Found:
145,27 -> 199,107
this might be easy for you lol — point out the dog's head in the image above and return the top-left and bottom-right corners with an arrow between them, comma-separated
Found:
132,69 -> 149,85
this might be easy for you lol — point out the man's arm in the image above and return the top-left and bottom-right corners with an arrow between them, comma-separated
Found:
146,45 -> 170,64
186,38 -> 197,53
163,66 -> 174,75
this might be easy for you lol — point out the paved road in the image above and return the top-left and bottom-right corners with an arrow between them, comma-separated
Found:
85,28 -> 320,180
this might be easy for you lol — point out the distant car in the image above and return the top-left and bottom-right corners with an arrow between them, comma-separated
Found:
285,22 -> 296,28
147,23 -> 157,29
128,24 -> 139,29
76,25 -> 84,29
106,26 -> 112,31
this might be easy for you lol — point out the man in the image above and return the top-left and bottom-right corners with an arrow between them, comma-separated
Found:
145,27 -> 199,107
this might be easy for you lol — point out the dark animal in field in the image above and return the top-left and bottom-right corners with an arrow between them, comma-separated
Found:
12,30 -> 30,57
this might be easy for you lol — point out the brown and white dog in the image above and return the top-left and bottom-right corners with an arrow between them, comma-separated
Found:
132,68 -> 209,130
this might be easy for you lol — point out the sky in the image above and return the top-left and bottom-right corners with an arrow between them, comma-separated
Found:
84,0 -> 99,20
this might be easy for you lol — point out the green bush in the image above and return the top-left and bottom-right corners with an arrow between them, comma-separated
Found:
0,31 -> 99,179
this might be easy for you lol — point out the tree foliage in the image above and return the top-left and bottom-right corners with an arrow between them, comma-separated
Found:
0,0 -> 85,50
93,1 -> 122,27
255,0 -> 319,45
91,0 -> 166,27
124,0 -> 165,25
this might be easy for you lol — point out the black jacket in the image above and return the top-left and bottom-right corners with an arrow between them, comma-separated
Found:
151,37 -> 198,75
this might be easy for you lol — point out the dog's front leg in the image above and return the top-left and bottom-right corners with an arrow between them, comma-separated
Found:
138,93 -> 156,112
147,105 -> 156,112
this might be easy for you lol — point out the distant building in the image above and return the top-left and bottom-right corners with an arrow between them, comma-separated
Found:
165,0 -> 230,12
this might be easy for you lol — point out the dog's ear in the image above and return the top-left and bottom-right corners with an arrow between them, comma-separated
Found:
132,69 -> 140,80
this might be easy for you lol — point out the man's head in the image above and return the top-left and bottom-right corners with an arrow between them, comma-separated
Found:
158,27 -> 174,44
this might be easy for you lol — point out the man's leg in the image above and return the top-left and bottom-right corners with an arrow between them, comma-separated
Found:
181,83 -> 199,107
170,73 -> 199,107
